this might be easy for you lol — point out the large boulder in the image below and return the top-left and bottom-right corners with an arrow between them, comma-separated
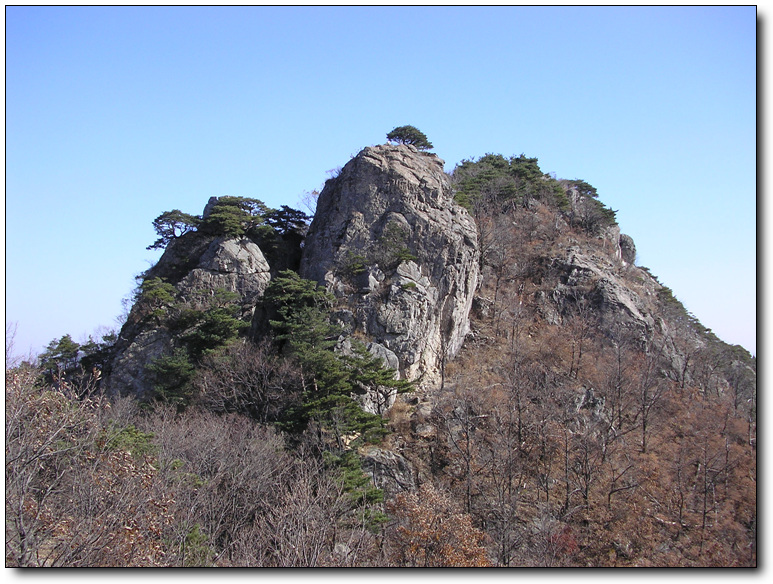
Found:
300,144 -> 479,387
176,236 -> 271,321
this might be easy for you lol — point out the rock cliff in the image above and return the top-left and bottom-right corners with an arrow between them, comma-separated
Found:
300,144 -> 480,387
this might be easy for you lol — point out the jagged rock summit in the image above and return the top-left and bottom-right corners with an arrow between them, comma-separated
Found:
300,143 -> 480,387
106,145 -> 480,400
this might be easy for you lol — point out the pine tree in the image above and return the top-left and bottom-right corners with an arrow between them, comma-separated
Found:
386,125 -> 434,151
263,271 -> 412,443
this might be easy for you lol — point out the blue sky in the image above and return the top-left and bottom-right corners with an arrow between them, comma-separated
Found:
5,6 -> 757,359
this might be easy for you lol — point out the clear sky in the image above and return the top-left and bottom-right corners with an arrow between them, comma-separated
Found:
4,5 -> 757,360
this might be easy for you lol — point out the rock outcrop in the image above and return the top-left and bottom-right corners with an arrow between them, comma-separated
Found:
103,328 -> 175,400
300,144 -> 480,387
619,233 -> 637,265
360,445 -> 417,497
104,217 -> 271,398
531,238 -> 719,385
549,245 -> 657,332
175,236 -> 271,320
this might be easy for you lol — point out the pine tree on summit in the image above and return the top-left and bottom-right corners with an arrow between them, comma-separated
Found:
386,125 -> 434,151
147,210 -> 200,250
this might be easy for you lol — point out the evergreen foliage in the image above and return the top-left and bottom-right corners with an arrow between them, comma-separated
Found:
263,205 -> 311,236
181,524 -> 215,567
576,195 -> 618,234
263,271 -> 412,442
146,348 -> 197,407
39,334 -> 80,375
452,153 -> 570,212
179,306 -> 245,361
386,125 -> 434,151
146,196 -> 310,252
100,423 -> 157,459
248,205 -> 311,272
147,210 -> 200,250
78,331 -> 117,377
136,283 -> 249,407
342,340 -> 413,398
199,196 -> 270,238
340,251 -> 369,278
38,330 -> 116,390
137,277 -> 177,322
263,270 -> 337,341
450,154 -> 621,234
324,449 -> 385,507
565,179 -> 599,198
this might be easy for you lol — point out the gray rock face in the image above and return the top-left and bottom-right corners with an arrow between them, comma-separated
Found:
300,144 -> 480,387
177,236 -> 271,321
538,245 -> 658,340
619,233 -> 636,265
104,329 -> 174,399
105,232 -> 271,398
361,445 -> 416,497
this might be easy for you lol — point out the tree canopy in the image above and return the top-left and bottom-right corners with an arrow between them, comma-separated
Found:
264,205 -> 311,236
386,125 -> 434,151
147,197 -> 310,251
147,210 -> 200,250
451,153 -> 569,212
39,334 -> 81,380
200,196 -> 270,238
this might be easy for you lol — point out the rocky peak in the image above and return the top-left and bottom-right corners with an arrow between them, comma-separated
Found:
619,233 -> 636,265
104,201 -> 272,398
300,143 -> 480,387
202,196 -> 220,219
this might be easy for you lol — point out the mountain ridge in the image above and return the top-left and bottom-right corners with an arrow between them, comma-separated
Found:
17,137 -> 753,567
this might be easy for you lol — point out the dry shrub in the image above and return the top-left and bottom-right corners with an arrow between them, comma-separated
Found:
385,483 -> 491,567
192,339 -> 302,422
5,367 -> 174,567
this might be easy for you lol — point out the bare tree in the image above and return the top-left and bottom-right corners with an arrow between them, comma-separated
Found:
632,340 -> 670,453
564,291 -> 599,379
432,384 -> 491,514
299,189 -> 320,217
193,339 -> 302,422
